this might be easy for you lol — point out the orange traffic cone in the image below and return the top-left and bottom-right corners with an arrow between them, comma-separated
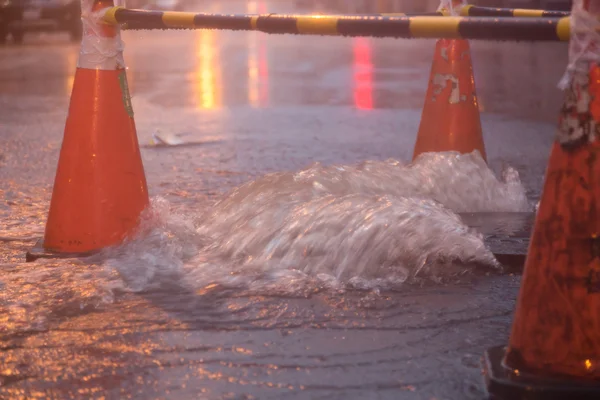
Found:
27,0 -> 149,261
412,38 -> 486,162
483,63 -> 600,398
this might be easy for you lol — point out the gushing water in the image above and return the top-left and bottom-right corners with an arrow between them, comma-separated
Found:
1,151 -> 530,335
105,151 -> 530,295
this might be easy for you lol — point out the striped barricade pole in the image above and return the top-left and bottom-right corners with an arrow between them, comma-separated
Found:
102,7 -> 572,42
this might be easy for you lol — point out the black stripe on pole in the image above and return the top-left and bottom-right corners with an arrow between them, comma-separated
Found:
256,15 -> 299,34
541,10 -> 570,17
114,8 -> 166,29
465,6 -> 569,18
466,7 -> 514,17
337,17 -> 412,38
369,12 -> 442,16
457,17 -> 561,41
193,14 -> 253,30
401,12 -> 443,16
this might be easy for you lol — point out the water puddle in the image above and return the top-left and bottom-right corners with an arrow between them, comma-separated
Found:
0,151 -> 530,337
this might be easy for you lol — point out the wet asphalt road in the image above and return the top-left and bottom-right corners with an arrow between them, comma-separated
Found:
0,0 -> 571,399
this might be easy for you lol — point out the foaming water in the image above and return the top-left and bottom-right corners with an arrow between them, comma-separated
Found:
104,151 -> 530,296
0,151 -> 531,336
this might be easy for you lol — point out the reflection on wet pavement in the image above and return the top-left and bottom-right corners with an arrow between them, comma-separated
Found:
0,0 -> 570,398
0,7 -> 567,120
0,278 -> 520,399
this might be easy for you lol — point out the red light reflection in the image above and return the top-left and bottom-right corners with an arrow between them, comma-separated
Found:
258,0 -> 267,13
352,37 -> 373,110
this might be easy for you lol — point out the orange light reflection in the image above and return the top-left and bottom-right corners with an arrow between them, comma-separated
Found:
65,50 -> 77,96
193,29 -> 222,110
247,1 -> 269,108
258,41 -> 269,106
247,0 -> 258,13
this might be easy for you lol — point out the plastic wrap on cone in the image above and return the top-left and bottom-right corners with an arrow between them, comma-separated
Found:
412,38 -> 486,162
502,64 -> 600,380
34,0 -> 149,256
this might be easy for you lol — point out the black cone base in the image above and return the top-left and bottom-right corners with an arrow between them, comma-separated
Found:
483,345 -> 600,400
26,239 -> 97,262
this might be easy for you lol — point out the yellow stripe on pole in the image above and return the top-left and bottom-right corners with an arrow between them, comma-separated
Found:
459,5 -> 473,16
409,16 -> 461,39
512,9 -> 545,17
162,11 -> 195,28
296,15 -> 339,35
250,15 -> 259,30
102,5 -> 123,25
556,16 -> 571,41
